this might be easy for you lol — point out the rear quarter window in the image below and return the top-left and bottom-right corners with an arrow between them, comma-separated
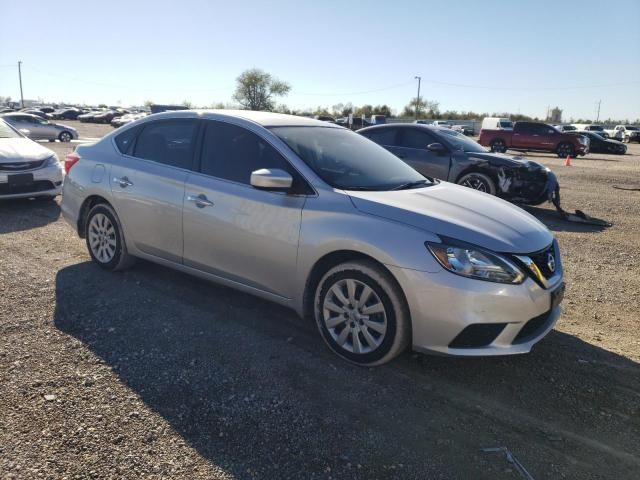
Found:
114,126 -> 140,155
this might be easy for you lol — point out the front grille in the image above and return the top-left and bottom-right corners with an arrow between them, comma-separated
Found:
527,243 -> 556,280
0,180 -> 55,195
449,323 -> 507,348
0,160 -> 45,171
513,310 -> 552,344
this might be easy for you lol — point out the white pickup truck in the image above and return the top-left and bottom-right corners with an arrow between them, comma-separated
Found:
604,125 -> 640,143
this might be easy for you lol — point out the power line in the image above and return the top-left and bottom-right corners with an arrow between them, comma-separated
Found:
416,78 -> 640,91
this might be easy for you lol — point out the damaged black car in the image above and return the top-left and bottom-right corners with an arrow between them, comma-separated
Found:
359,124 -> 558,206
566,131 -> 627,155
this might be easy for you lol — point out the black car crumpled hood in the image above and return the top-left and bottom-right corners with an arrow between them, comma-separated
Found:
464,151 -> 545,170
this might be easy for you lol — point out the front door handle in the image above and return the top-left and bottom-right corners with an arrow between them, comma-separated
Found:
187,193 -> 214,208
113,176 -> 133,188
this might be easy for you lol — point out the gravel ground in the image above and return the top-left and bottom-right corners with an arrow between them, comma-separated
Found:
1,122 -> 639,479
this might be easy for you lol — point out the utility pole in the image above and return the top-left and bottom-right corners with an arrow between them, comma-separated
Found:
596,100 -> 601,123
18,61 -> 24,108
414,76 -> 421,120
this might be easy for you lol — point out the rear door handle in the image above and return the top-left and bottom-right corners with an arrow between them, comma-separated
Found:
187,193 -> 214,208
113,176 -> 133,188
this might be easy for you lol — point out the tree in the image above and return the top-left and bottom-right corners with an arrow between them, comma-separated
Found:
232,69 -> 291,111
143,100 -> 154,110
402,97 -> 439,118
373,104 -> 392,117
181,100 -> 194,108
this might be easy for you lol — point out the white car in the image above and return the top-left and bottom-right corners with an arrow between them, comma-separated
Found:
0,119 -> 64,200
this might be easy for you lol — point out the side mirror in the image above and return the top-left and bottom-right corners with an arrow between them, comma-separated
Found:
250,168 -> 293,191
19,128 -> 31,137
427,142 -> 446,153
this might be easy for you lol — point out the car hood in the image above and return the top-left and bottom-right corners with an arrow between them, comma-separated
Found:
347,182 -> 552,253
463,151 -> 546,170
0,138 -> 55,163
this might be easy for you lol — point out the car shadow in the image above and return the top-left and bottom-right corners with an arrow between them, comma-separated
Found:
0,197 -> 61,234
516,152 -> 625,162
522,205 -> 610,233
53,261 -> 640,479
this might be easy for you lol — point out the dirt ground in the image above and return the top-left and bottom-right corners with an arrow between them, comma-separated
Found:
1,121 -> 639,479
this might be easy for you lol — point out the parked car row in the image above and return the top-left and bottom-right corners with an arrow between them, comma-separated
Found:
78,109 -> 127,124
111,112 -> 148,128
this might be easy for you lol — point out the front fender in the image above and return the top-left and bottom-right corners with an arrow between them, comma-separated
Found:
293,193 -> 443,314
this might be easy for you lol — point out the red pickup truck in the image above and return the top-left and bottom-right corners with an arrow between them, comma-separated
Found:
479,121 -> 589,158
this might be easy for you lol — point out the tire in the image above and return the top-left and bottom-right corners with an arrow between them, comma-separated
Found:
457,172 -> 497,195
490,139 -> 507,153
58,131 -> 72,142
85,203 -> 135,271
556,142 -> 574,158
313,260 -> 410,366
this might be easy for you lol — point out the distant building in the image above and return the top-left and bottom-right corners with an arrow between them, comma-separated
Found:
549,106 -> 562,124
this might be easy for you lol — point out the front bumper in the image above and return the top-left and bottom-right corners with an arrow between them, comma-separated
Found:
388,262 -> 563,356
0,163 -> 64,199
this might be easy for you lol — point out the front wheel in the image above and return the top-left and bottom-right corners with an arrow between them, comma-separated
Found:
85,204 -> 135,271
314,260 -> 410,366
556,142 -> 575,158
457,172 -> 497,195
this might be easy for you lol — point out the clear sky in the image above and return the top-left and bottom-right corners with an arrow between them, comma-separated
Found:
1,0 -> 639,120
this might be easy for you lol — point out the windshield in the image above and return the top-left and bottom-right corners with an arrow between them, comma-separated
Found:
271,126 -> 428,191
588,125 -> 603,131
438,129 -> 488,153
0,119 -> 21,139
499,120 -> 513,129
626,126 -> 638,131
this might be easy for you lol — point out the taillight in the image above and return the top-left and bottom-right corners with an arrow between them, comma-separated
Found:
64,152 -> 80,173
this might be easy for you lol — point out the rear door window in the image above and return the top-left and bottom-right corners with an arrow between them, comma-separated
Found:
133,119 -> 198,170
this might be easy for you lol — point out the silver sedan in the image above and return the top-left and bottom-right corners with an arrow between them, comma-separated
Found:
61,110 -> 564,365
0,119 -> 64,199
1,113 -> 78,142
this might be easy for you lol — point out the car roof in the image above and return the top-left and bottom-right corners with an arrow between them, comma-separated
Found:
360,123 -> 449,133
146,109 -> 341,128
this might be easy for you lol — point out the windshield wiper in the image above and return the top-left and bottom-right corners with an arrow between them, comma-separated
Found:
391,179 -> 431,190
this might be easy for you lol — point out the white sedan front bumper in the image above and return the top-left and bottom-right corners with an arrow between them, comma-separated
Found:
0,162 -> 64,199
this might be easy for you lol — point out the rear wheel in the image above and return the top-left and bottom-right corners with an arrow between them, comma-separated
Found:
556,142 -> 574,158
58,131 -> 72,142
85,204 -> 135,271
457,172 -> 497,195
314,260 -> 410,366
490,139 -> 507,153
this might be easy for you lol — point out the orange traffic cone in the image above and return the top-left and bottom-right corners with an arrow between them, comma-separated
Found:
564,155 -> 572,166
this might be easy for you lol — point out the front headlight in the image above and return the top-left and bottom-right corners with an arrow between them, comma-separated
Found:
426,240 -> 525,284
44,155 -> 60,167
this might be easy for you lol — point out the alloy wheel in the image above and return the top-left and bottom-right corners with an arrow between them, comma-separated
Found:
88,213 -> 117,263
59,132 -> 72,142
322,278 -> 387,354
460,175 -> 489,192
